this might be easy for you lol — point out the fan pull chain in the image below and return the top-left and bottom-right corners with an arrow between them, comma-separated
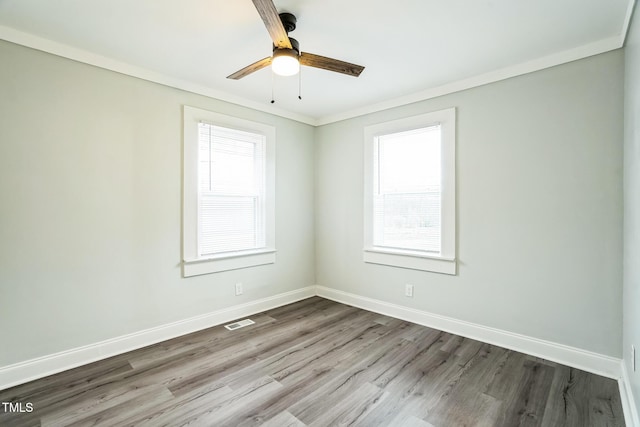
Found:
298,65 -> 302,100
270,71 -> 275,104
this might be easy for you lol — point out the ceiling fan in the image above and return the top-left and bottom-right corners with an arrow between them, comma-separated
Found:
227,0 -> 365,80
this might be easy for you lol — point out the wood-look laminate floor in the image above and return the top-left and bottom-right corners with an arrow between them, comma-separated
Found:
0,297 -> 625,426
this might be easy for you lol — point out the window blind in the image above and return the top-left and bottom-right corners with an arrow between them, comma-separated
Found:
197,122 -> 266,257
373,125 -> 442,253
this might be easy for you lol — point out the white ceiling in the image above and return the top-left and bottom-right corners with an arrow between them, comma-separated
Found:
0,0 -> 634,125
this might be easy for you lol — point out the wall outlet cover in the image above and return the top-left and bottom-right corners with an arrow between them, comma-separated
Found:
405,284 -> 414,297
235,282 -> 243,296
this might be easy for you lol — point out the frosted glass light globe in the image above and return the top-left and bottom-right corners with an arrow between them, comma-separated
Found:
272,50 -> 300,76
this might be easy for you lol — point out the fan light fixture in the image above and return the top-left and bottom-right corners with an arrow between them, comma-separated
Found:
226,8 -> 364,83
272,48 -> 300,76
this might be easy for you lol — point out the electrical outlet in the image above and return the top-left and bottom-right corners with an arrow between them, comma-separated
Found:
235,282 -> 243,296
405,283 -> 414,298
633,345 -> 636,372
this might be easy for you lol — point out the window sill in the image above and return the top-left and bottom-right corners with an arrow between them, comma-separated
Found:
363,248 -> 456,275
183,249 -> 276,277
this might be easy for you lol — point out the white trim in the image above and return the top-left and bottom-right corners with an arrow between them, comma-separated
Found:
363,247 -> 455,262
184,248 -> 277,264
183,250 -> 276,276
363,250 -> 456,275
363,109 -> 456,275
0,284 -> 627,394
315,285 -> 622,379
316,36 -> 622,126
620,361 -> 640,427
621,0 -> 638,47
182,106 -> 277,277
0,25 -> 317,126
0,24 -> 624,127
0,286 -> 315,391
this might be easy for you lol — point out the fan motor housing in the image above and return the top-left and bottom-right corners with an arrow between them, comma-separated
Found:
274,37 -> 300,55
279,13 -> 297,33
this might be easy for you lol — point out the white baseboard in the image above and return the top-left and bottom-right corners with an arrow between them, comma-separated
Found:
620,361 -> 640,427
0,286 -> 315,391
315,285 -> 622,380
0,284 -> 627,398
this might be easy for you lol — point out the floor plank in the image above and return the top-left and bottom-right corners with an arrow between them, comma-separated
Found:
0,297 -> 626,426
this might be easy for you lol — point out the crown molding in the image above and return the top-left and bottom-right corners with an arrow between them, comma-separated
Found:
622,0 -> 638,47
0,25 -> 319,126
316,36 -> 623,125
0,12 -> 629,128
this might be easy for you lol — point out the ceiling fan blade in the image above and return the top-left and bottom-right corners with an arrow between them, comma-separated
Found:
251,0 -> 292,49
300,52 -> 364,77
227,57 -> 273,80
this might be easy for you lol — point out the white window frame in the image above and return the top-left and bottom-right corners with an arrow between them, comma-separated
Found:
182,106 -> 276,277
363,108 -> 456,275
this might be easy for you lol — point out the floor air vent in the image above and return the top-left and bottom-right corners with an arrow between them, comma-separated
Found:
224,319 -> 255,331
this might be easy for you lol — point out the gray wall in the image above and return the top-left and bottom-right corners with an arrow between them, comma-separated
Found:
0,40 -> 316,366
315,50 -> 624,356
0,38 -> 626,371
624,5 -> 640,414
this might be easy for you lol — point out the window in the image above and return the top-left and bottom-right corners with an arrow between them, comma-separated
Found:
183,106 -> 275,277
364,108 -> 456,274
